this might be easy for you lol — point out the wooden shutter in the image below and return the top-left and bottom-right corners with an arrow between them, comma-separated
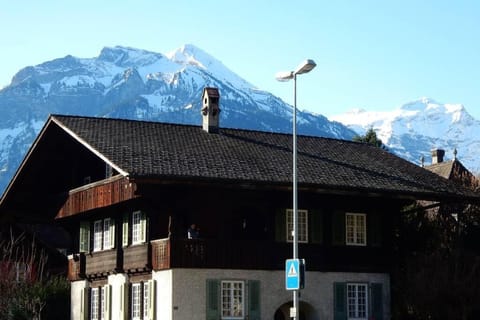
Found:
370,283 -> 383,320
79,221 -> 90,253
206,279 -> 220,320
248,280 -> 261,320
334,282 -> 347,320
368,212 -> 382,247
80,287 -> 89,320
104,284 -> 112,320
147,279 -> 156,320
120,283 -> 129,320
310,210 -> 323,244
275,209 -> 286,242
332,211 -> 345,246
122,213 -> 129,247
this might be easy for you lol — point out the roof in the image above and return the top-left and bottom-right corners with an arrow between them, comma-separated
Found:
426,160 -> 456,179
39,114 -> 477,201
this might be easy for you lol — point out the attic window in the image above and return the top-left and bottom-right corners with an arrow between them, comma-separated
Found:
83,176 -> 91,185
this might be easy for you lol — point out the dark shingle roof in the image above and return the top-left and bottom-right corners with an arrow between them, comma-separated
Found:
51,115 -> 476,200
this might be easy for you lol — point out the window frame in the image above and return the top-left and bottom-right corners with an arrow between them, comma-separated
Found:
90,287 -> 100,320
132,211 -> 146,245
90,218 -> 115,252
347,283 -> 368,320
286,209 -> 309,243
93,220 -> 103,252
221,280 -> 245,319
345,213 -> 367,246
131,283 -> 142,320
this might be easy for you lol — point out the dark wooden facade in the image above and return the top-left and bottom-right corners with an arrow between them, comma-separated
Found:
64,180 -> 402,281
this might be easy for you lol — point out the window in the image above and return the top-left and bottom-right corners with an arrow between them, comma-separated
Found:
131,281 -> 155,320
334,282 -> 383,320
88,218 -> 115,252
100,286 -> 106,320
91,288 -> 99,320
346,213 -> 366,246
221,280 -> 244,319
143,282 -> 150,319
131,283 -> 142,320
347,283 -> 368,319
286,209 -> 308,243
93,220 -> 103,252
132,211 -> 146,245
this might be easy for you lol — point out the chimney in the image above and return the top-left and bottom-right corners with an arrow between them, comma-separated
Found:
201,87 -> 220,133
431,149 -> 445,164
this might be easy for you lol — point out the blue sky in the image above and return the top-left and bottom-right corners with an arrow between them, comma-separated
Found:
1,1 -> 479,119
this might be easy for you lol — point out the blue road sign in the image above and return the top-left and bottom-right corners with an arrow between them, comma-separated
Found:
285,259 -> 300,290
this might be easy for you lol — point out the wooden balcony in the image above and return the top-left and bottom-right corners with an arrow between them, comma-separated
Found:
123,243 -> 151,272
151,238 -> 391,272
67,240 -> 391,279
56,175 -> 137,218
85,249 -> 119,278
67,253 -> 85,281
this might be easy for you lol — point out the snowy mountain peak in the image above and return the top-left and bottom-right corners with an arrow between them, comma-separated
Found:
98,46 -> 165,68
331,99 -> 480,173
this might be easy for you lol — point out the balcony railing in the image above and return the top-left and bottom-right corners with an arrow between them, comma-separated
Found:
67,239 -> 390,280
151,238 -> 390,272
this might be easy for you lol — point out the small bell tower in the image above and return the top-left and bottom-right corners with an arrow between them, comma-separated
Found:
201,87 -> 220,133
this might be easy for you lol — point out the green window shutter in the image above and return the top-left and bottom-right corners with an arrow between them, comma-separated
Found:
275,209 -> 287,242
120,283 -> 129,320
334,282 -> 347,320
206,279 -> 220,320
122,213 -> 129,247
332,211 -> 345,245
370,283 -> 383,320
109,218 -> 115,249
104,284 -> 111,320
80,287 -> 89,320
147,279 -> 156,320
310,210 -> 323,244
368,213 -> 382,247
79,221 -> 90,253
248,280 -> 261,320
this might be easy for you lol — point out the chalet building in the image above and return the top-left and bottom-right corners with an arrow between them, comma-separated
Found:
0,88 -> 477,320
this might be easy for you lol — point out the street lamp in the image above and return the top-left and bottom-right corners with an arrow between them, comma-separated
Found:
276,59 -> 316,320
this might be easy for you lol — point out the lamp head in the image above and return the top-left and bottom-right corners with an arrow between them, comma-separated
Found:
294,59 -> 316,75
275,71 -> 294,82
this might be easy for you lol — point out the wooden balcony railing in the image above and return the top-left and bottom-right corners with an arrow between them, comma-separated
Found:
56,175 -> 137,218
85,250 -> 119,277
151,238 -> 391,272
67,253 -> 85,281
67,239 -> 391,280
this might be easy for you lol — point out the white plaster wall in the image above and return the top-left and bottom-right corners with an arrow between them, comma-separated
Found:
71,279 -> 88,320
167,269 -> 390,320
108,273 -> 128,320
152,269 -> 173,320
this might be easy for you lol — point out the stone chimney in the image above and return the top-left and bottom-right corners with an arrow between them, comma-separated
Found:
201,87 -> 220,133
431,149 -> 445,164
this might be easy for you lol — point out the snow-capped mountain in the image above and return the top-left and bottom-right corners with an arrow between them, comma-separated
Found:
0,44 -> 356,194
330,98 -> 480,173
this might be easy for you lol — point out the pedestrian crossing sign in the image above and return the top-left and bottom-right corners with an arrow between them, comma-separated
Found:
285,259 -> 305,290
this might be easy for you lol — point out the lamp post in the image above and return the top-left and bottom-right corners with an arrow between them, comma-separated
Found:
276,59 -> 316,320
